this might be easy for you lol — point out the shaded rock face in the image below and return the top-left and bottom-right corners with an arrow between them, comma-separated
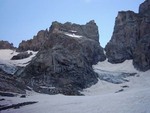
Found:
139,0 -> 150,14
133,35 -> 150,71
105,0 -> 150,71
0,40 -> 15,49
0,69 -> 26,94
17,30 -> 49,52
20,20 -> 106,95
105,11 -> 140,63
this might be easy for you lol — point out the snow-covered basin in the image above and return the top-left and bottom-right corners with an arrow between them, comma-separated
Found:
93,59 -> 138,73
82,59 -> 140,95
1,59 -> 150,113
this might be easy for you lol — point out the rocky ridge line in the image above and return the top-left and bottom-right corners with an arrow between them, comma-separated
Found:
0,40 -> 15,49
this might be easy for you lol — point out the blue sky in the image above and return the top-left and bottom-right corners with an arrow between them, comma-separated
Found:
0,0 -> 144,47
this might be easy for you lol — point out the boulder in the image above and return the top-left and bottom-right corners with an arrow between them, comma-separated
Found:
11,52 -> 32,60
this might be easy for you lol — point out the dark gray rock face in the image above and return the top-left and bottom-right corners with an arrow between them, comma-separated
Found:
105,0 -> 150,71
50,20 -> 100,42
0,69 -> 26,94
133,35 -> 150,71
20,20 -> 106,95
49,20 -> 106,64
105,11 -> 140,63
17,30 -> 49,52
139,0 -> 150,14
0,40 -> 15,49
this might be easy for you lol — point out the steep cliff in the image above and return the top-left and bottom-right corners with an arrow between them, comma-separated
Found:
105,0 -> 150,71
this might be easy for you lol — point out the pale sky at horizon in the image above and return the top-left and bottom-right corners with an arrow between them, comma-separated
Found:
0,0 -> 144,47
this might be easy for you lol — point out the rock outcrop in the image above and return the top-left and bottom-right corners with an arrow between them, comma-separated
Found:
11,52 -> 32,60
133,34 -> 150,71
0,69 -> 26,94
17,30 -> 49,52
139,0 -> 150,14
105,0 -> 150,71
19,20 -> 106,95
0,40 -> 15,49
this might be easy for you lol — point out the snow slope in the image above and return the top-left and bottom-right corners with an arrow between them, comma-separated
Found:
1,86 -> 150,113
0,49 -> 38,67
1,59 -> 150,113
93,59 -> 138,73
0,49 -> 38,74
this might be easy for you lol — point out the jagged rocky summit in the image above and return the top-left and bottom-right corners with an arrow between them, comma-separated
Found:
0,40 -> 15,49
17,30 -> 49,52
19,20 -> 106,95
105,0 -> 150,71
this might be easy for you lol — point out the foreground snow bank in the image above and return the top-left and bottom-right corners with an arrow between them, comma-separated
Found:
1,78 -> 150,113
1,55 -> 150,113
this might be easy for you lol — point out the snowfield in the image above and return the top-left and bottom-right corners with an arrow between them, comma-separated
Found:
0,49 -> 38,74
0,50 -> 150,113
0,49 -> 38,67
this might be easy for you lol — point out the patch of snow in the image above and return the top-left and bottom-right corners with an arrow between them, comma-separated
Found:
10,51 -> 38,67
39,86 -> 55,89
93,59 -> 138,73
82,60 -> 149,96
0,49 -> 38,74
0,49 -> 38,67
64,32 -> 82,38
0,49 -> 17,60
69,30 -> 77,33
